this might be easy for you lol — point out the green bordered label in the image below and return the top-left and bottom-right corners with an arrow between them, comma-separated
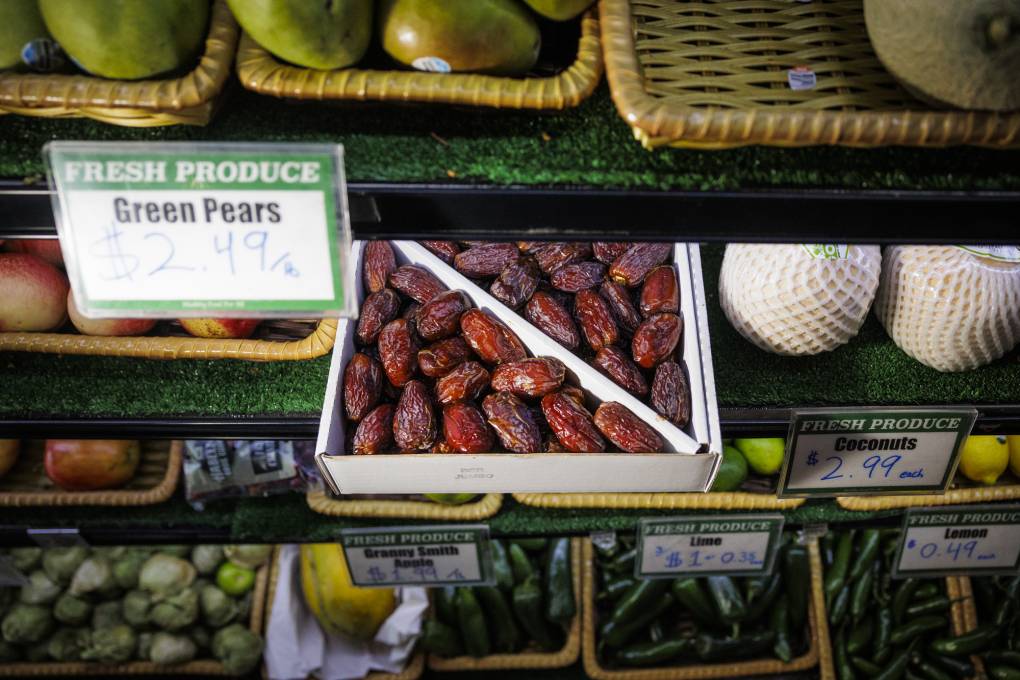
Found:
778,407 -> 976,498
339,525 -> 493,588
44,141 -> 354,318
893,505 -> 1020,577
635,515 -> 784,578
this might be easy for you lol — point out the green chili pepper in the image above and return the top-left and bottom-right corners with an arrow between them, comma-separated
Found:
826,530 -> 856,608
987,651 -> 1020,668
873,608 -> 893,664
490,540 -> 514,593
610,579 -> 671,627
971,577 -> 997,618
849,529 -> 881,584
913,660 -> 953,680
671,577 -> 718,627
830,584 -> 850,628
851,563 -> 874,623
607,548 -> 637,575
906,597 -> 950,619
598,576 -> 636,603
821,532 -> 835,568
784,543 -> 810,632
476,586 -> 521,653
744,571 -> 782,623
889,615 -> 947,646
512,575 -> 558,651
873,640 -> 917,680
835,629 -> 857,680
510,538 -> 548,552
912,583 -> 940,601
771,594 -> 793,662
434,586 -> 458,626
893,579 -> 920,624
905,672 -> 926,680
995,576 -> 1020,626
694,631 -> 774,662
706,576 -> 746,624
745,575 -> 768,606
601,593 -> 675,649
851,655 -> 881,674
989,666 -> 1020,680
847,615 -> 874,656
927,652 -> 974,679
455,588 -> 490,657
420,619 -> 464,658
544,538 -> 574,625
648,619 -> 664,644
617,637 -> 696,666
508,543 -> 534,585
928,624 -> 999,656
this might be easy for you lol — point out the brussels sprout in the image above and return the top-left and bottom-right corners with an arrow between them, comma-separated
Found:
150,631 -> 198,665
81,623 -> 135,663
70,556 -> 116,597
139,554 -> 196,600
137,631 -> 153,660
223,545 -> 271,570
42,547 -> 89,586
157,546 -> 191,558
0,639 -> 21,662
54,593 -> 92,626
212,623 -> 263,675
191,545 -> 224,576
47,627 -> 90,661
122,589 -> 154,627
112,550 -> 151,590
193,577 -> 211,591
199,585 -> 237,628
18,570 -> 61,605
2,603 -> 53,644
94,547 -> 127,561
91,601 -> 124,630
9,548 -> 42,573
189,625 -> 211,650
150,587 -> 198,631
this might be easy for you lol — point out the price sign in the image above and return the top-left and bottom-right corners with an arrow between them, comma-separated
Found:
778,407 -> 976,497
894,505 -> 1020,577
636,515 -> 784,578
45,141 -> 354,318
340,525 -> 493,588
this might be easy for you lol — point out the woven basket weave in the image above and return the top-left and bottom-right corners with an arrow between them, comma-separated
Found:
427,537 -> 583,671
306,490 -> 503,520
0,560 -> 268,676
0,319 -> 337,361
0,439 -> 180,507
599,0 -> 1020,149
0,0 -> 238,127
838,481 -> 1020,511
513,491 -> 804,510
235,10 -> 602,110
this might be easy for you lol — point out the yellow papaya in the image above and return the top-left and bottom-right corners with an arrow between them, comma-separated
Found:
300,544 -> 396,641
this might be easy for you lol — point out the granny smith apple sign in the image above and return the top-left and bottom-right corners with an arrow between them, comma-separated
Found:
45,142 -> 355,319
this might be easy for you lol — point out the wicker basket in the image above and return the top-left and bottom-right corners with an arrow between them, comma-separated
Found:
0,559 -> 268,676
427,537 -> 583,671
837,481 -> 1020,511
581,538 -> 821,679
599,0 -> 1020,149
0,439 -> 180,507
0,319 -> 337,361
0,0 -> 238,127
306,490 -> 503,520
235,10 -> 602,110
514,491 -> 804,511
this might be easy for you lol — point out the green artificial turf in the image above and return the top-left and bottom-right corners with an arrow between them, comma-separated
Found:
1,86 -> 1019,191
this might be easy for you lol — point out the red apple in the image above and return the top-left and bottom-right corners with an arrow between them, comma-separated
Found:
0,440 -> 19,479
179,318 -> 260,339
6,239 -> 64,267
44,440 -> 140,491
0,253 -> 69,331
67,290 -> 156,336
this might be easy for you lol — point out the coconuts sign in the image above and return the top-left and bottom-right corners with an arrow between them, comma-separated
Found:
45,142 -> 354,319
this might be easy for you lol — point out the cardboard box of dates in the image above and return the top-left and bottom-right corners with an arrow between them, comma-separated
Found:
315,240 -> 721,494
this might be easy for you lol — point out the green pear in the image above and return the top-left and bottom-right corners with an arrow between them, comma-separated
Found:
227,0 -> 372,70
522,0 -> 595,21
379,0 -> 540,76
734,438 -> 787,476
0,0 -> 49,70
39,0 -> 208,80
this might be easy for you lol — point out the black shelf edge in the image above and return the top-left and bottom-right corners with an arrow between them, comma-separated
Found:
2,181 -> 1019,243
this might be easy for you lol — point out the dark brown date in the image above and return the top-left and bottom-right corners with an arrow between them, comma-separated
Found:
593,346 -> 648,397
421,240 -> 460,264
524,291 -> 580,350
600,280 -> 642,335
550,261 -> 606,293
435,361 -> 490,404
460,309 -> 527,364
343,352 -> 384,421
490,357 -> 566,398
490,258 -> 539,309
593,402 -> 663,453
363,241 -> 396,294
640,265 -> 679,317
540,391 -> 605,453
610,243 -> 672,287
402,302 -> 421,321
632,312 -> 682,369
442,402 -> 494,453
393,379 -> 436,450
575,289 -> 619,352
415,290 -> 471,342
356,288 -> 400,345
388,265 -> 447,304
352,403 -> 394,455
592,242 -> 631,265
418,337 -> 472,378
651,360 -> 691,428
534,242 -> 592,274
378,318 -> 419,387
454,243 -> 519,278
482,392 -> 542,453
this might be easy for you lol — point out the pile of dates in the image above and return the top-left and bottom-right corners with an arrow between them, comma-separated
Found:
343,240 -> 669,455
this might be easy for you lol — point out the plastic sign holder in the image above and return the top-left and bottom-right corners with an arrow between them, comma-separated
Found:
339,525 -> 494,588
45,141 -> 355,319
778,407 -> 976,498
893,504 -> 1020,578
635,515 -> 784,578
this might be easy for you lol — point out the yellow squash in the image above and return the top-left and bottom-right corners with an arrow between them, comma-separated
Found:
300,544 -> 396,641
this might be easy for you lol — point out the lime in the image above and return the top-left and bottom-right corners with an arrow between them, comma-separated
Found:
958,435 -> 1009,485
424,493 -> 477,505
734,438 -> 786,476
216,562 -> 255,596
710,445 -> 748,492
1009,436 -> 1020,479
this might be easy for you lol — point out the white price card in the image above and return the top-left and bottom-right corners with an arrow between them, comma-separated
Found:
636,515 -> 784,578
45,141 -> 355,319
894,505 -> 1020,577
778,407 -> 976,498
340,525 -> 493,588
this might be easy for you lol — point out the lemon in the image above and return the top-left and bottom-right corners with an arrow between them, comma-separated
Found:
958,435 -> 1009,485
734,438 -> 786,476
710,445 -> 748,492
1009,436 -> 1020,479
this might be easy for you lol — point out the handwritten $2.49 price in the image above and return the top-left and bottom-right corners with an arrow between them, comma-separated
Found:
805,449 -> 924,483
